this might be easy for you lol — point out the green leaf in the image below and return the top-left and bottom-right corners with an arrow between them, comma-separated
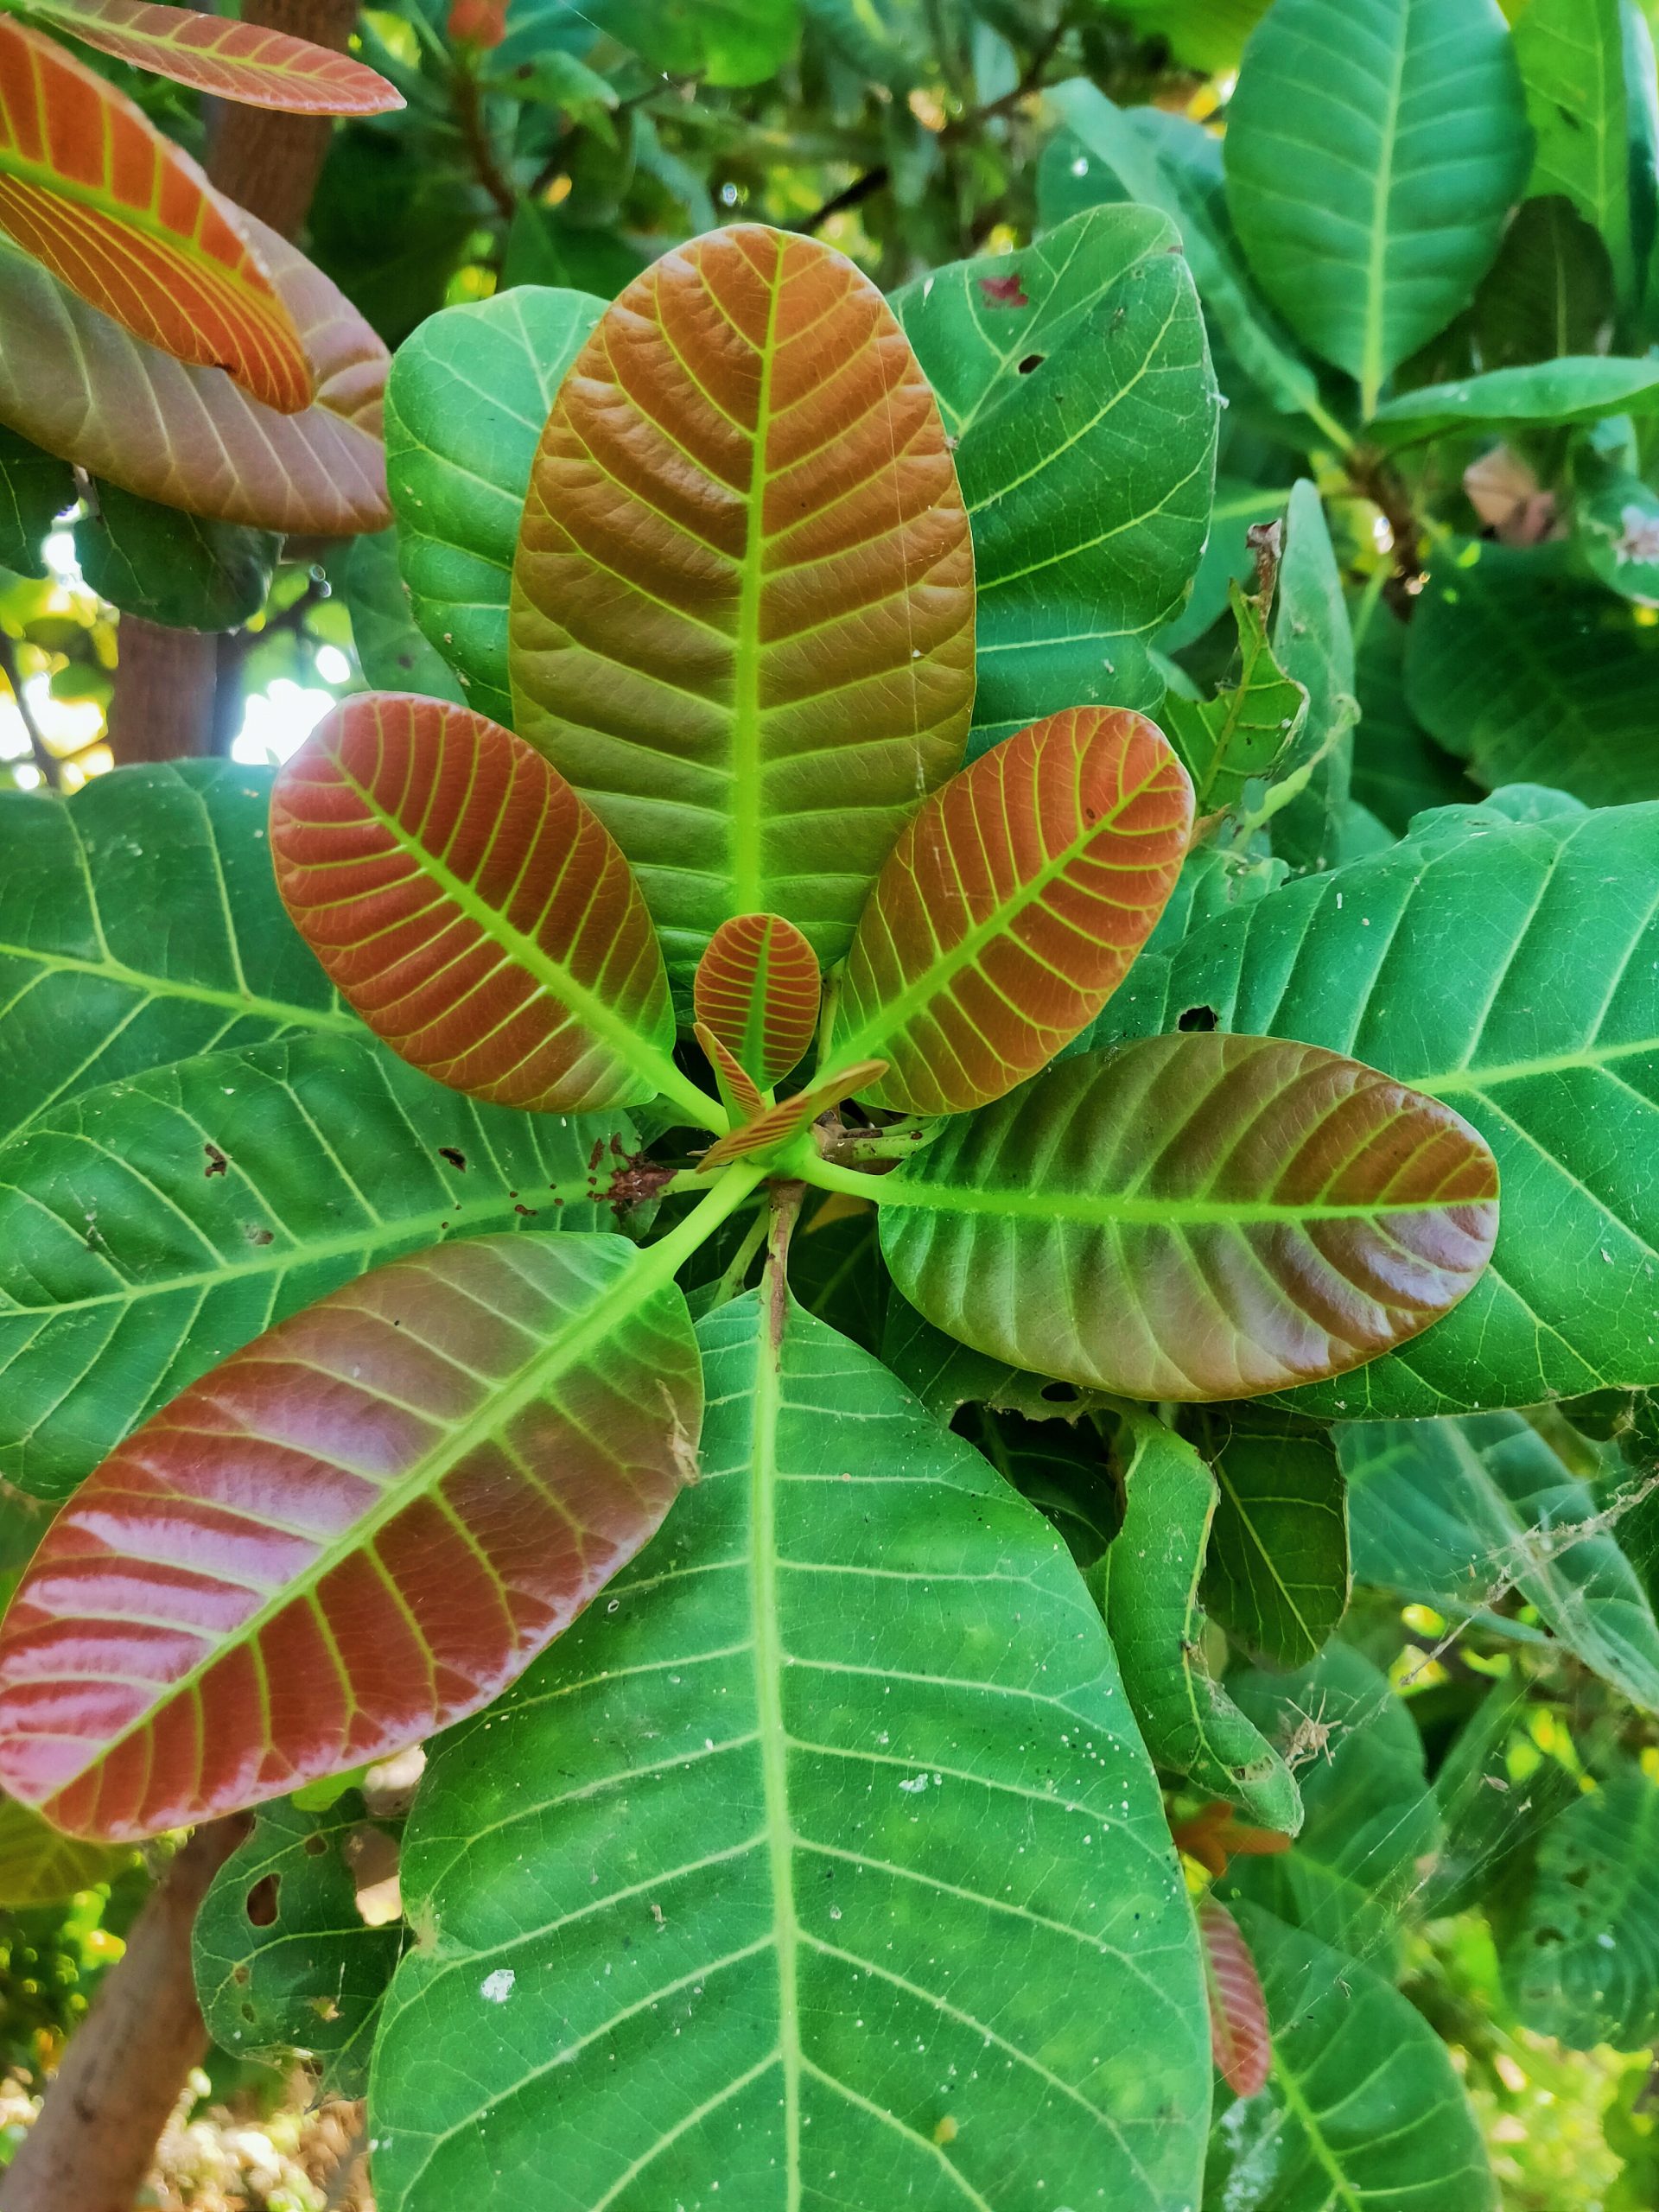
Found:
1513,0 -> 1635,296
1159,478 -> 1295,654
371,1293 -> 1211,2211
1191,1409 -> 1349,1669
876,1033 -> 1497,1402
0,761 -> 355,1149
1040,87 -> 1339,442
968,1403 -> 1122,1573
1265,480 -> 1357,872
1208,1904 -> 1496,2212
385,287 -> 604,725
1407,539 -> 1659,804
73,479 -> 277,631
1341,1413 -> 1659,1707
0,1033 -> 645,1500
1224,0 -> 1531,411
330,529 -> 464,702
1470,193 -> 1618,367
0,1790 -> 126,1905
1165,580 -> 1308,813
1505,1768 -> 1659,2048
498,200 -> 647,297
1369,355 -> 1659,445
586,0 -> 798,85
194,1791 -> 403,2094
1349,599 -> 1477,834
1576,463 -> 1659,603
1092,794 -> 1659,1414
892,200 -> 1216,745
1107,0 -> 1271,72
0,423 -> 71,579
1098,1410 -> 1302,1831
1221,1643 -> 1440,1962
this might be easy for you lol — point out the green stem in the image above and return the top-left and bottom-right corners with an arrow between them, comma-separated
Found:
795,1155 -> 894,1204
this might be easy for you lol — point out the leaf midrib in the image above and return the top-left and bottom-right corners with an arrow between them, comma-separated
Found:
0,938 -> 359,1035
884,1176 -> 1482,1225
730,240 -> 783,920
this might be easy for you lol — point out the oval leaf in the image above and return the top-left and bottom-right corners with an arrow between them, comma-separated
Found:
0,218 -> 387,535
270,695 -> 702,1124
1505,1770 -> 1659,2050
833,705 -> 1193,1115
879,1033 -> 1500,1401
0,16 -> 312,411
509,222 -> 977,988
23,0 -> 401,111
0,1230 -> 702,1840
696,1056 -> 887,1170
1198,1897 -> 1271,2098
693,912 -> 821,1090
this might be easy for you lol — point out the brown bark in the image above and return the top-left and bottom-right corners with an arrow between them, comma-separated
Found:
0,1816 -> 249,2212
105,0 -> 357,766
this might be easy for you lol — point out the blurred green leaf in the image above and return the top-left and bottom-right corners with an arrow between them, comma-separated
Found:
76,482 -> 277,631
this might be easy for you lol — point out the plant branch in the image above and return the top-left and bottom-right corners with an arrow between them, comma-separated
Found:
0,630 -> 60,791
453,61 -> 518,223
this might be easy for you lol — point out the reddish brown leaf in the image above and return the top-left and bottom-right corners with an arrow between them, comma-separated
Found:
694,1020 -> 765,1123
699,1060 -> 888,1171
21,0 -> 403,112
1198,1898 -> 1272,2097
0,1232 -> 702,1840
693,912 -> 822,1090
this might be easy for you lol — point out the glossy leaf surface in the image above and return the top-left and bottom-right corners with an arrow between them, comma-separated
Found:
1099,1412 -> 1301,1831
0,16 -> 311,410
893,202 -> 1213,743
1512,0 -> 1632,296
385,287 -> 601,726
20,0 -> 402,111
1370,357 -> 1659,446
0,1229 -> 703,1840
194,1791 -> 403,2094
832,707 -> 1192,1116
1224,0 -> 1529,409
880,1034 -> 1498,1402
1211,1904 -> 1496,2212
693,912 -> 820,1090
0,1789 -> 126,1904
1342,1414 -> 1659,1709
0,1033 -> 642,1498
74,478 -> 277,630
511,224 -> 976,985
1198,1897 -> 1270,2099
372,1294 -> 1209,2211
1095,792 -> 1659,1413
1505,1770 -> 1659,2050
0,762 -> 354,1149
333,531 -> 466,703
271,696 -> 690,1122
1192,1409 -> 1348,1669
0,219 -> 388,535
1265,480 -> 1356,873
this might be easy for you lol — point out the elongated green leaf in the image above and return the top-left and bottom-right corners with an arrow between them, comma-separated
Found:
1222,1643 -> 1439,1963
1513,0 -> 1634,296
832,706 -> 1192,1115
1504,1769 -> 1659,2049
1099,1412 -> 1301,1831
1040,87 -> 1337,440
0,761 -> 355,1148
1349,600 -> 1476,834
1265,480 -> 1356,872
892,200 -> 1215,746
194,1791 -> 403,2094
0,421 -> 71,576
512,224 -> 976,987
74,478 -> 276,630
1209,1904 -> 1496,2212
1471,192 -> 1617,366
1160,479 -> 1295,655
1407,540 -> 1659,804
0,1033 -> 647,1499
0,1789 -> 126,1904
1192,1409 -> 1348,1669
19,0 -> 403,112
1093,793 -> 1659,1414
967,1402 -> 1122,1572
1370,356 -> 1659,445
385,288 -> 602,727
1342,1413 -> 1659,1707
1224,0 -> 1530,410
693,912 -> 820,1091
0,1208 -> 718,1840
332,529 -> 465,702
1166,582 -> 1307,814
271,696 -> 708,1125
878,1033 -> 1498,1402
372,1292 -> 1210,2211
0,220 -> 389,536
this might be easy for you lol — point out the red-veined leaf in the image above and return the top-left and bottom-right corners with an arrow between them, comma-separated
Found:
509,222 -> 977,989
18,0 -> 402,112
0,212 -> 386,534
831,708 -> 1193,1116
270,696 -> 715,1128
0,1230 -> 706,1840
693,912 -> 821,1090
0,16 -> 311,411
1198,1897 -> 1271,2097
699,1059 -> 887,1170
694,1020 -> 765,1124
880,1033 -> 1501,1400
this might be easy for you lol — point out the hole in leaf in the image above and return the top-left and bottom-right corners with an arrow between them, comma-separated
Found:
232,1965 -> 251,1986
1040,1381 -> 1078,1404
303,1833 -> 329,1858
1017,353 -> 1044,374
1178,1005 -> 1218,1033
438,1147 -> 467,1171
245,1873 -> 281,1928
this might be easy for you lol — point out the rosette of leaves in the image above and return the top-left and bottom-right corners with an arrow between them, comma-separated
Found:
0,223 -> 1508,2209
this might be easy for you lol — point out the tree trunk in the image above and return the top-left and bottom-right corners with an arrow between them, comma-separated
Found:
0,1817 -> 249,2212
104,0 -> 357,766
